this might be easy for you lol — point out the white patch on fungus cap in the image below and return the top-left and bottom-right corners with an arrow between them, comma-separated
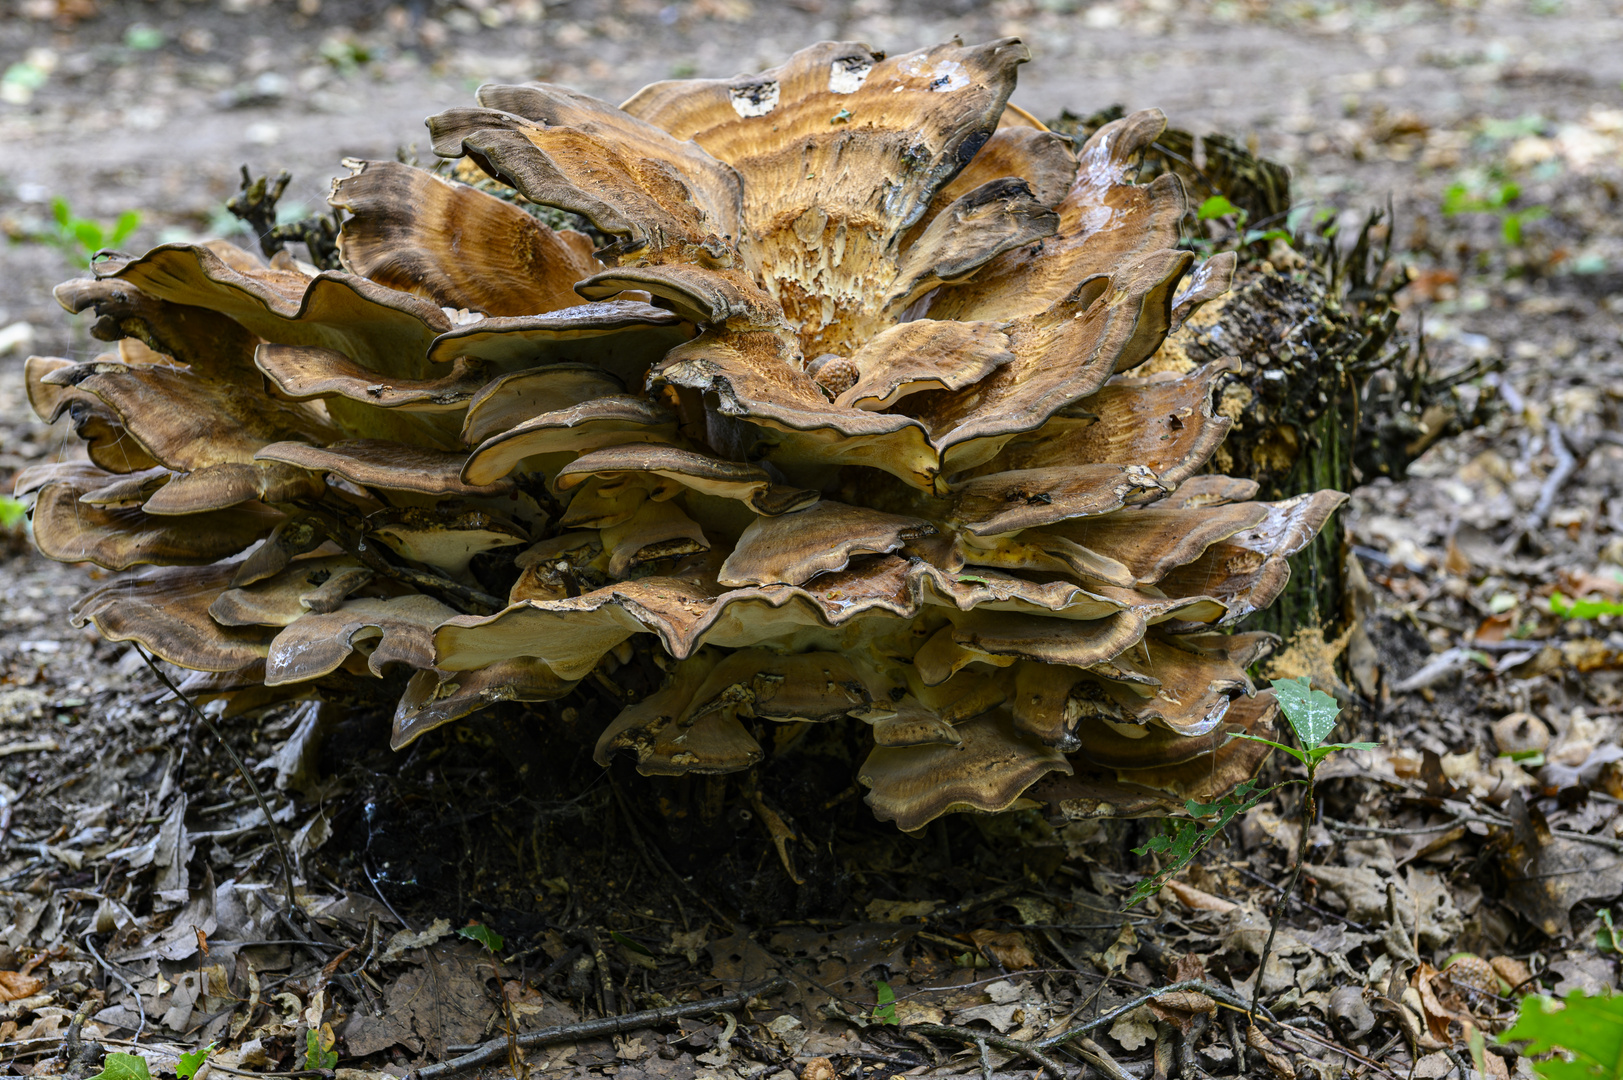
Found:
729,80 -> 779,117
898,55 -> 969,92
828,55 -> 872,94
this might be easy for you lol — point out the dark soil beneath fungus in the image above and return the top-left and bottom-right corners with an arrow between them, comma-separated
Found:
4,2 -> 1623,1078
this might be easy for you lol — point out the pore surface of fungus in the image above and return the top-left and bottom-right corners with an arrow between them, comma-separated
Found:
23,39 -> 1344,830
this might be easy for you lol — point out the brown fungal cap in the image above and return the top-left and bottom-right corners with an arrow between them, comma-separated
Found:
556,445 -> 818,517
860,711 -> 1073,831
42,359 -> 339,471
460,364 -> 627,447
332,159 -> 601,318
393,659 -> 577,750
718,501 -> 936,587
209,555 -> 371,627
265,595 -> 458,685
461,397 -> 680,487
71,563 -> 274,671
256,439 -> 514,498
140,462 -> 325,516
30,464 -> 282,570
257,346 -> 492,413
423,303 -> 689,380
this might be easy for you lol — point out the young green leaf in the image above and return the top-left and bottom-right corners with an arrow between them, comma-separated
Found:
456,922 -> 504,953
89,1054 -> 153,1080
304,1028 -> 338,1071
1231,732 -> 1311,766
0,496 -> 26,531
1123,779 -> 1284,908
873,979 -> 898,1026
1306,741 -> 1379,766
177,1043 -> 216,1080
1197,195 -> 1241,221
1550,591 -> 1623,619
1597,909 -> 1618,955
111,210 -> 142,247
1272,676 -> 1341,751
609,929 -> 652,956
1501,992 -> 1623,1080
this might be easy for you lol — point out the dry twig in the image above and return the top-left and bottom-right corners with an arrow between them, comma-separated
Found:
412,976 -> 787,1079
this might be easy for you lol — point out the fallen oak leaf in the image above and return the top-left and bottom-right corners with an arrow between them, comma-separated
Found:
0,971 -> 44,1002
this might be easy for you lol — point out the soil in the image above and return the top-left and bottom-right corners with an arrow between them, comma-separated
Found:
3,2 -> 1623,1079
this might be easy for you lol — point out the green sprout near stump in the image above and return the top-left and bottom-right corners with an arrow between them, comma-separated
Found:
1442,176 -> 1548,247
49,198 -> 142,264
1124,676 -> 1375,1019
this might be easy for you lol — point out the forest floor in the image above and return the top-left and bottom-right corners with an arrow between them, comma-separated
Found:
3,1 -> 1623,1078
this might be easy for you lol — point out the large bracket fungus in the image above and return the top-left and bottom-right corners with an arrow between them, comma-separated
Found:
22,39 -> 1344,831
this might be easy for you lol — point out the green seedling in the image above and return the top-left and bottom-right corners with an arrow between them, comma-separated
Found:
1194,194 -> 1292,249
177,1042 -> 216,1080
32,197 -> 142,268
1597,909 -> 1618,954
1442,176 -> 1549,246
608,929 -> 652,955
457,921 -> 504,953
304,1026 -> 338,1071
871,979 -> 897,1026
0,496 -> 25,533
88,1054 -> 152,1080
1125,677 -> 1373,910
1549,590 -> 1623,619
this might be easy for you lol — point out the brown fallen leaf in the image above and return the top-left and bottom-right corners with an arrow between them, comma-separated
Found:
968,929 -> 1036,970
1149,989 -> 1216,1036
1246,1024 -> 1294,1080
1161,879 -> 1236,913
1500,792 -> 1623,935
1489,956 -> 1533,992
0,971 -> 44,1002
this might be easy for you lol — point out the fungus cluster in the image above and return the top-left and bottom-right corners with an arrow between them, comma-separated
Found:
20,39 -> 1342,830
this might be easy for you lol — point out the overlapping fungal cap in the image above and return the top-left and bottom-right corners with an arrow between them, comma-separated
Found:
20,38 -> 1345,831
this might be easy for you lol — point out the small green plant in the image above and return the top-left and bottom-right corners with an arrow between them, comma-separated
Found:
0,496 -> 26,533
456,921 -> 504,953
607,929 -> 651,956
177,1043 -> 216,1080
304,1027 -> 338,1071
88,1053 -> 152,1080
1596,909 -> 1618,954
1549,591 -> 1623,620
36,197 -> 142,267
1193,194 -> 1292,250
871,979 -> 898,1026
1442,175 -> 1549,246
1124,677 -> 1374,910
1501,991 -> 1623,1079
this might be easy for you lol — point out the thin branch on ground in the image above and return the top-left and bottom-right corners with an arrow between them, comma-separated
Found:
1035,980 -> 1268,1051
1250,777 -> 1314,1021
81,932 -> 145,1043
412,976 -> 788,1079
904,1023 -> 1071,1080
137,646 -> 301,922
